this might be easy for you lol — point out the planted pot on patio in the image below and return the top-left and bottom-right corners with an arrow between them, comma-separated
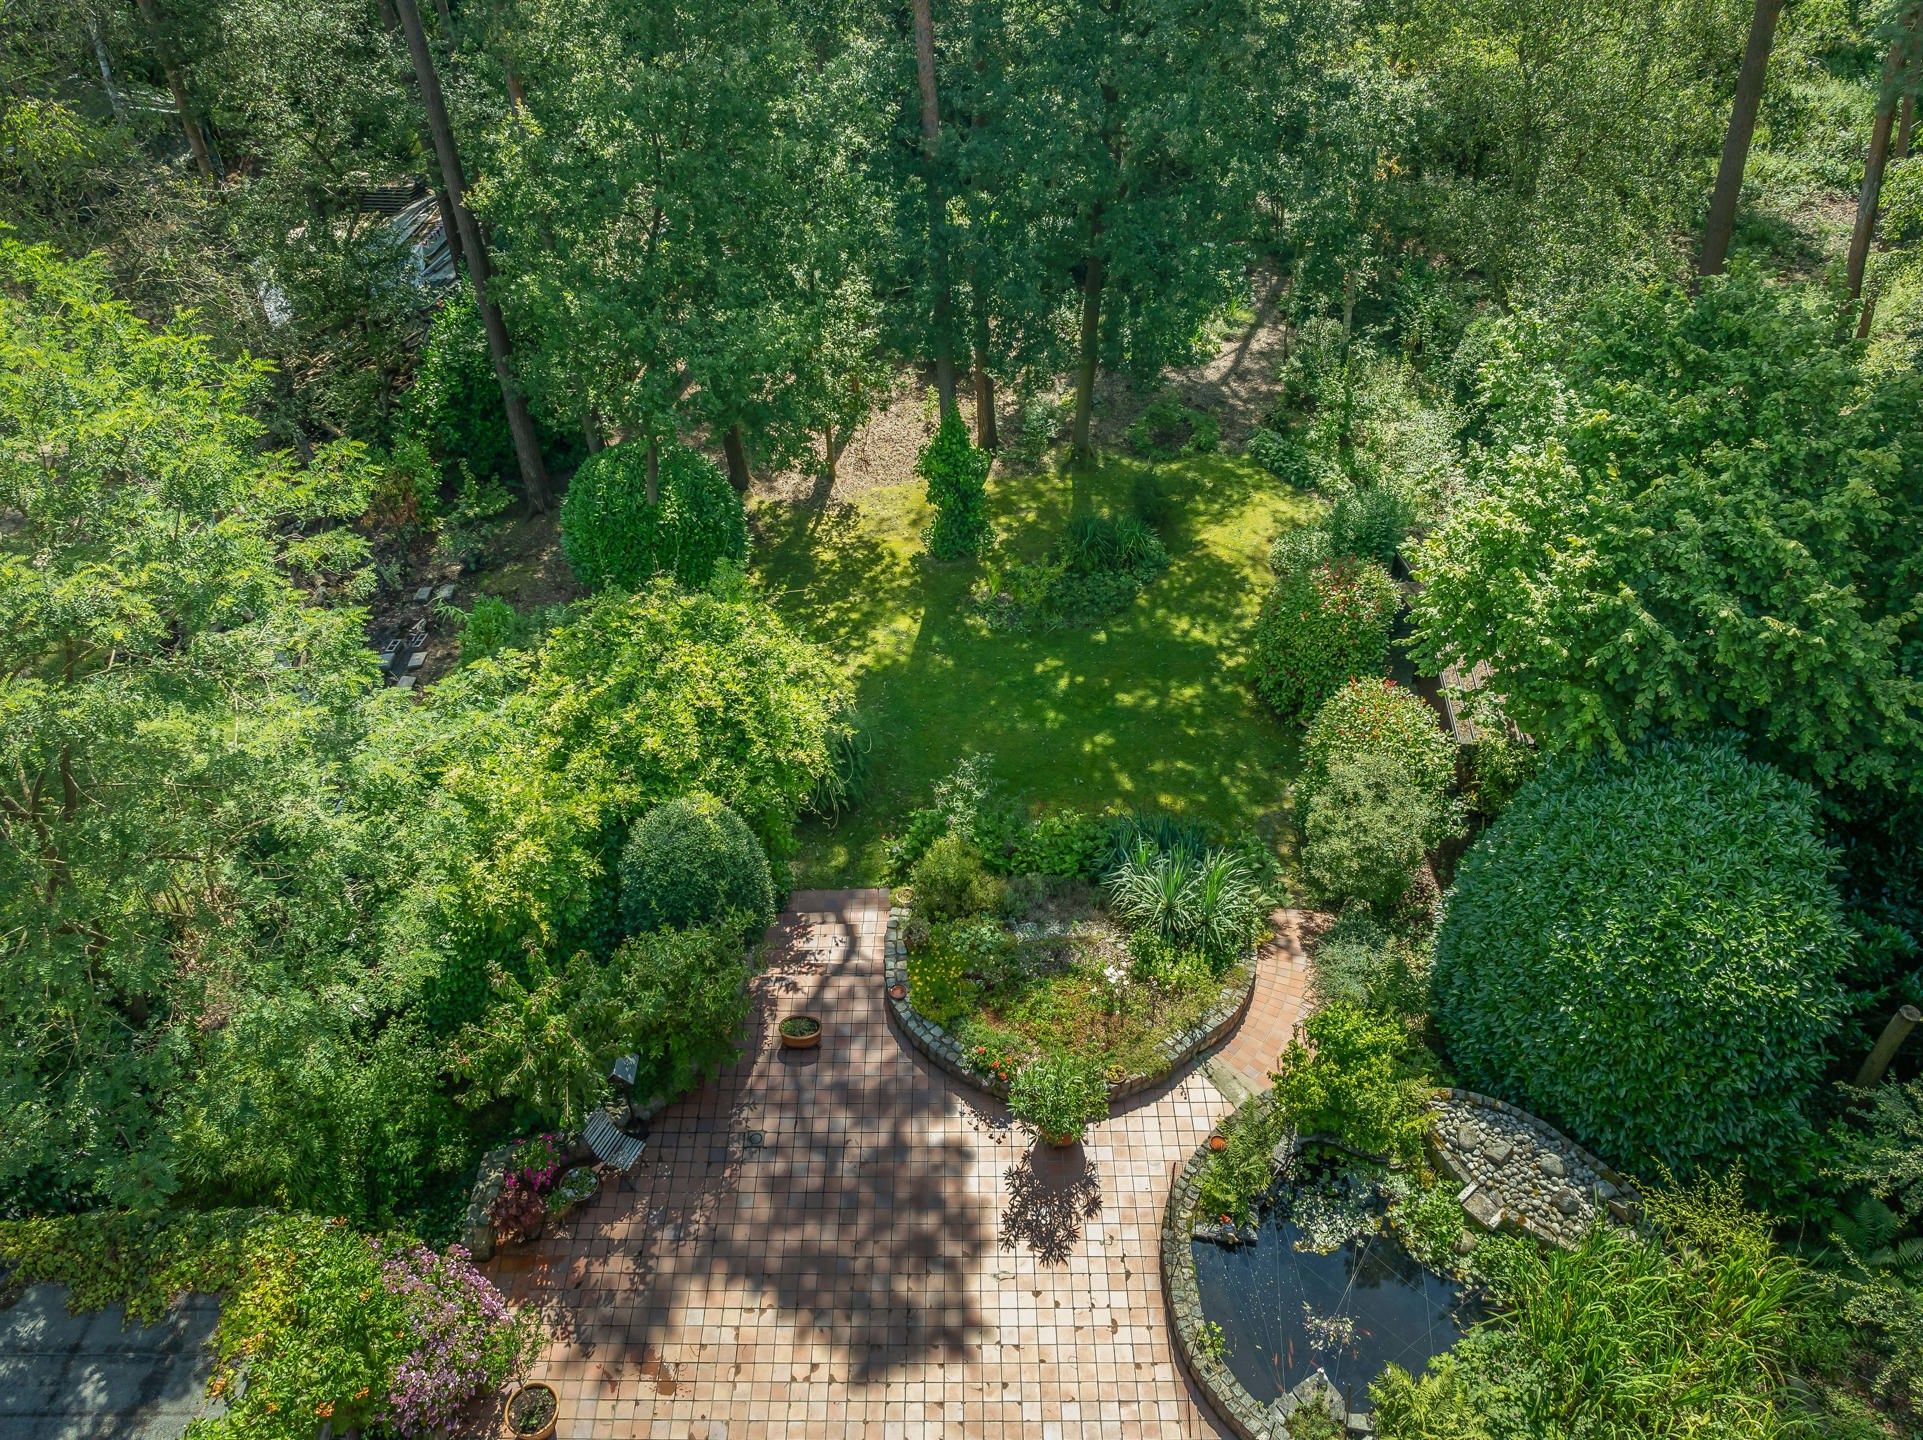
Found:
507,1381 -> 558,1440
779,1014 -> 822,1049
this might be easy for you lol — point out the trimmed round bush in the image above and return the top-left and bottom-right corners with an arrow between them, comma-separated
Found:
1433,740 -> 1851,1176
1301,678 -> 1456,836
619,791 -> 775,938
1251,555 -> 1401,720
561,441 -> 747,592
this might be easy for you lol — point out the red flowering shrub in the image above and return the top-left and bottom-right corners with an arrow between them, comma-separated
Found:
1252,555 -> 1400,721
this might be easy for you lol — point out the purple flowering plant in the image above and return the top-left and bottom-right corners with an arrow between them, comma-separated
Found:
376,1242 -> 544,1437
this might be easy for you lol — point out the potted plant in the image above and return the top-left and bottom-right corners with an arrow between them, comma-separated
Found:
779,1014 -> 822,1050
544,1166 -> 599,1223
1008,1051 -> 1108,1146
507,1381 -> 558,1440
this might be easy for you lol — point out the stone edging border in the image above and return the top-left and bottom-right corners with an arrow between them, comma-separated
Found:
882,905 -> 1257,1102
1161,1092 -> 1278,1440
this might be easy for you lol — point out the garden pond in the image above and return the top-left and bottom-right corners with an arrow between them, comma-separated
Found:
1192,1160 -> 1486,1411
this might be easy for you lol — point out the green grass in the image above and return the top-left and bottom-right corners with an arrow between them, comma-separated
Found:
751,450 -> 1316,884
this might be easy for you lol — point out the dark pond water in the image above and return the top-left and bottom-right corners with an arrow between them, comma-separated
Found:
1191,1180 -> 1486,1410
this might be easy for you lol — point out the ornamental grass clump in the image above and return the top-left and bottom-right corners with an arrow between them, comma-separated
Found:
1105,841 -> 1262,963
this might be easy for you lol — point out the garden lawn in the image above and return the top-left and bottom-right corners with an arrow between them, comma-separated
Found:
752,450 -> 1315,884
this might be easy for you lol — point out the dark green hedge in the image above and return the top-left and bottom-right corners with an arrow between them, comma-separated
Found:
1433,739 -> 1850,1177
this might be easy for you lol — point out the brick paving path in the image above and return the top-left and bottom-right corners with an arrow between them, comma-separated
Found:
1213,909 -> 1322,1094
493,890 -> 1311,1439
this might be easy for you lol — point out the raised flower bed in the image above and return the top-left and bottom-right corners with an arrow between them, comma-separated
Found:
884,902 -> 1255,1102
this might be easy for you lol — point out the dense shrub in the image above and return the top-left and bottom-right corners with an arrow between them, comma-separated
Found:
1251,555 -> 1401,720
1433,740 -> 1851,1177
1410,272 -> 1923,798
1325,484 -> 1417,564
919,412 -> 992,559
1301,678 -> 1456,830
1245,426 -> 1313,485
974,512 -> 1169,632
1449,685 -> 1536,819
908,832 -> 1004,921
560,441 -> 748,592
1009,1050 -> 1109,1143
619,791 -> 775,937
1271,1002 -> 1434,1165
456,593 -> 568,664
1302,753 -> 1438,914
1308,910 -> 1430,1016
401,285 -> 519,490
1127,394 -> 1220,458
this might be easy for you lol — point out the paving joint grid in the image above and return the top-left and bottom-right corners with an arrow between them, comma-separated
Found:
490,887 -> 1248,1437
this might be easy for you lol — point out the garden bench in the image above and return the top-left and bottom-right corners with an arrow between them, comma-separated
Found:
583,1106 -> 646,1190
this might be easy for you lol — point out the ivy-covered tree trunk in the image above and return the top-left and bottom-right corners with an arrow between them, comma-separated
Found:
913,0 -> 959,419
392,0 -> 552,512
1697,0 -> 1783,278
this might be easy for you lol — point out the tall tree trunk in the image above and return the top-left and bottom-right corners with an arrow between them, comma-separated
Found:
393,0 -> 551,512
1698,0 -> 1784,278
722,425 -> 752,494
1847,19 -> 1915,303
1069,245 -> 1104,463
972,283 -> 997,450
912,0 -> 958,419
89,14 -> 126,122
583,414 -> 604,454
131,0 -> 217,184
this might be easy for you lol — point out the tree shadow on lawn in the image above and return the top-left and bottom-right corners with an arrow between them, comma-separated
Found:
785,453 -> 1312,879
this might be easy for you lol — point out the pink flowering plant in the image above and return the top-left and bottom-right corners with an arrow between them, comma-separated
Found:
503,1132 -> 567,1198
377,1242 -> 544,1437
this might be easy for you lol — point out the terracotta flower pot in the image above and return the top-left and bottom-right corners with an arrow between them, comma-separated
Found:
779,1015 -> 822,1049
1208,1135 -> 1228,1153
888,983 -> 906,1001
507,1382 -> 558,1440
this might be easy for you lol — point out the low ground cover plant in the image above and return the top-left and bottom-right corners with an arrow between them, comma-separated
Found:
1128,394 -> 1220,459
973,511 -> 1169,632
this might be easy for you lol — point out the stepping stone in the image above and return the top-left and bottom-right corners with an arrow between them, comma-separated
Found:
414,585 -> 432,602
395,675 -> 415,691
434,583 -> 455,601
407,651 -> 427,670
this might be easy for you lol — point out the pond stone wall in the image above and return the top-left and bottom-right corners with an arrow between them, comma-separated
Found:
882,906 -> 1256,1102
1428,1088 -> 1640,1249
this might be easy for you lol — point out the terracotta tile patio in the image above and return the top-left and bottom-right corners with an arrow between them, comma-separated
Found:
492,889 -> 1310,1439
